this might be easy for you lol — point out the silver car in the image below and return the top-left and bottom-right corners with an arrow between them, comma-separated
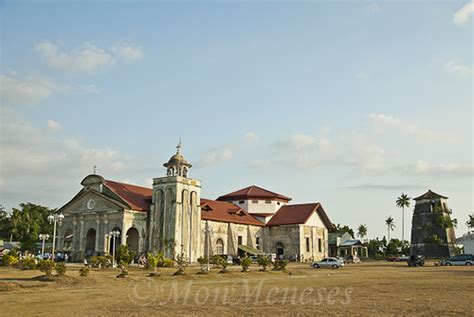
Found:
311,257 -> 344,269
441,254 -> 473,266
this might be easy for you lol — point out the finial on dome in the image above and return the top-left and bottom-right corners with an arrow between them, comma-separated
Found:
176,137 -> 182,153
164,139 -> 192,178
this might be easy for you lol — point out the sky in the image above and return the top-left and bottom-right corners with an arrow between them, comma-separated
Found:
0,1 -> 472,240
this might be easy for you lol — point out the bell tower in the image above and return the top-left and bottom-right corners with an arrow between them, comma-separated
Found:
149,142 -> 201,263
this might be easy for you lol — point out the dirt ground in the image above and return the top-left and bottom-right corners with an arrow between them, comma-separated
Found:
0,261 -> 473,316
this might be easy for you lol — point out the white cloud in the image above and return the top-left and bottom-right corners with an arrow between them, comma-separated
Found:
454,2 -> 474,25
0,74 -> 56,106
400,160 -> 474,178
369,113 -> 456,142
194,146 -> 233,168
113,43 -> 144,61
244,131 -> 257,143
444,60 -> 471,76
366,3 -> 381,13
35,41 -> 144,73
35,42 -> 115,73
0,116 -> 132,209
47,119 -> 62,132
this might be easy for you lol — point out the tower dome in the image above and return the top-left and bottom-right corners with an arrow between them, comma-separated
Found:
163,141 -> 192,177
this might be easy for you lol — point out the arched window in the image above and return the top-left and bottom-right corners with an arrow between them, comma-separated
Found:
216,238 -> 224,254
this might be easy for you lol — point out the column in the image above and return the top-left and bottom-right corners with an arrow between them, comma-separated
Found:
79,216 -> 85,252
95,215 -> 100,253
72,216 -> 78,255
102,213 -> 109,254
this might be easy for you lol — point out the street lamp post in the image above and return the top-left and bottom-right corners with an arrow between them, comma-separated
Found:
38,234 -> 50,259
109,230 -> 120,268
47,213 -> 65,261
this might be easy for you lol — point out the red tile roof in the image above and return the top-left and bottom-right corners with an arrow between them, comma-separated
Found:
266,203 -> 333,229
413,190 -> 448,201
100,179 -> 330,229
217,185 -> 292,202
104,180 -> 152,212
200,198 -> 264,226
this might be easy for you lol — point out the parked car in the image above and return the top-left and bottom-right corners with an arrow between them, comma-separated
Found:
440,254 -> 474,266
407,255 -> 425,267
345,254 -> 360,264
311,257 -> 344,269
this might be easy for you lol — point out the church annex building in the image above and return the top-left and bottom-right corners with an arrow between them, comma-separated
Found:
56,146 -> 334,263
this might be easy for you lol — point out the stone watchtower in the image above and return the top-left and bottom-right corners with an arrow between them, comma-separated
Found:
410,190 -> 456,257
148,143 -> 201,262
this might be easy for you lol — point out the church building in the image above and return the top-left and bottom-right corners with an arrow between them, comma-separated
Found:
56,145 -> 333,263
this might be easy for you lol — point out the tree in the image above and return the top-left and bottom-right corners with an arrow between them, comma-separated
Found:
396,193 -> 411,242
385,216 -> 396,241
116,245 -> 135,277
333,224 -> 355,238
357,224 -> 368,240
0,205 -> 10,240
467,214 -> 474,229
7,203 -> 54,250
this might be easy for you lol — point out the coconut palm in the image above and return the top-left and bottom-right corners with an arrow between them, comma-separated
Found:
396,193 -> 411,242
467,214 -> 474,229
385,216 -> 395,241
357,224 -> 368,240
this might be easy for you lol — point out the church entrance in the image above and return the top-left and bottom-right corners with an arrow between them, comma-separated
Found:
126,227 -> 140,255
276,242 -> 284,259
85,228 -> 96,257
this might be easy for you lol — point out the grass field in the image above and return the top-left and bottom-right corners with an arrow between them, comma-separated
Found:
1,261 -> 473,316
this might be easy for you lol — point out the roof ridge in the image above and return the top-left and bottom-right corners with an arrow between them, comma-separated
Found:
105,179 -> 152,191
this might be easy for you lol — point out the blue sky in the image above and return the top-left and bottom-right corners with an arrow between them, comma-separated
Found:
1,1 -> 472,239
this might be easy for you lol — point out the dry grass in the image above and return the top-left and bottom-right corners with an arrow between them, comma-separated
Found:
0,261 -> 473,316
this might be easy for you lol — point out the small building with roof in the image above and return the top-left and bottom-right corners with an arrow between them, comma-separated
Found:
56,144 -> 334,262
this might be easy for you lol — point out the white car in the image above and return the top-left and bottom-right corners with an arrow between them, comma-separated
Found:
311,257 -> 344,269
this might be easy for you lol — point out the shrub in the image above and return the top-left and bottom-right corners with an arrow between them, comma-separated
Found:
241,257 -> 252,272
217,256 -> 229,273
210,255 -> 221,266
162,258 -> 174,267
257,256 -> 271,271
19,256 -> 37,270
273,260 -> 288,271
116,245 -> 135,277
79,267 -> 89,277
89,256 -> 100,268
37,260 -> 55,276
197,256 -> 209,273
55,262 -> 66,276
174,252 -> 187,275
2,250 -> 19,267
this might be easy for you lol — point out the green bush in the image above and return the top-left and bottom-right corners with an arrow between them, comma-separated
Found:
273,260 -> 288,271
19,256 -> 37,270
241,257 -> 252,272
55,262 -> 66,276
37,260 -> 55,276
79,267 -> 89,277
217,256 -> 229,273
162,258 -> 174,267
89,256 -> 100,268
1,250 -> 19,267
257,256 -> 271,271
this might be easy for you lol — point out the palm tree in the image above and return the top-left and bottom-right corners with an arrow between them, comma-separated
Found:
357,224 -> 368,241
396,193 -> 411,242
467,214 -> 474,229
385,216 -> 395,241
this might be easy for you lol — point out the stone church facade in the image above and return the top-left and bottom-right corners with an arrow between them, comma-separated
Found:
56,146 -> 333,263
